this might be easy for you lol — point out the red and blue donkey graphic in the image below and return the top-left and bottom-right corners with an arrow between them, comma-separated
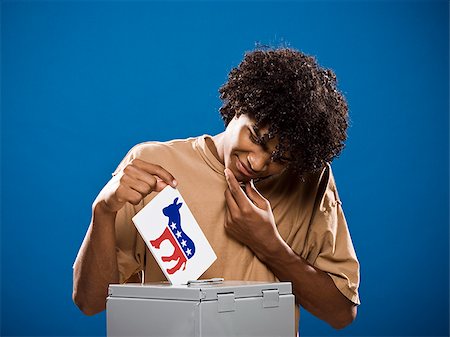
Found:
150,197 -> 196,275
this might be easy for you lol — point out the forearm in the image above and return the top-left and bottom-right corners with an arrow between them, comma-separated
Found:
256,239 -> 357,329
72,159 -> 178,315
72,201 -> 120,315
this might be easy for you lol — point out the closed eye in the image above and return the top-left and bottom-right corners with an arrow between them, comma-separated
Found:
248,128 -> 260,144
272,154 -> 292,165
276,158 -> 290,165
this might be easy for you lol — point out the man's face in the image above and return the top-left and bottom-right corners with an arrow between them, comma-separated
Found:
222,114 -> 291,183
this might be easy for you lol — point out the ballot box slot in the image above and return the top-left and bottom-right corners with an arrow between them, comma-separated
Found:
107,295 -> 201,302
108,283 -> 203,301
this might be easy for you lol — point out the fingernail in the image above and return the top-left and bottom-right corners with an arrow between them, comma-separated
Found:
172,179 -> 178,187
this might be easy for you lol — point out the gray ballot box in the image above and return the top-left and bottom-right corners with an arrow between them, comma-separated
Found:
107,280 -> 295,337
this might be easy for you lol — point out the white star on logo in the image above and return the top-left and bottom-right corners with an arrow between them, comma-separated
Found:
175,231 -> 182,239
186,248 -> 192,256
181,239 -> 187,247
170,222 -> 177,230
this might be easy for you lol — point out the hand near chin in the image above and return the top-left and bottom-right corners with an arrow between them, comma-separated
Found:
224,168 -> 282,258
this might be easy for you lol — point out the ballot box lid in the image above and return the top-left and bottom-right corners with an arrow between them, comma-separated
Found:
108,280 -> 292,301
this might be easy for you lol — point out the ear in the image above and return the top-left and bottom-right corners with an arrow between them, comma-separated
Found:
177,202 -> 183,209
173,197 -> 179,204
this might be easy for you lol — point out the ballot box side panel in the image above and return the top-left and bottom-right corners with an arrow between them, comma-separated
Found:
198,294 -> 295,337
107,297 -> 199,337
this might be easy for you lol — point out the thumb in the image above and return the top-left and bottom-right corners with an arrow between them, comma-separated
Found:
154,178 -> 169,192
245,180 -> 269,209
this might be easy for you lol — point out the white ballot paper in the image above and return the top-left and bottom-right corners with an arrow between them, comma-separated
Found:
132,186 -> 217,285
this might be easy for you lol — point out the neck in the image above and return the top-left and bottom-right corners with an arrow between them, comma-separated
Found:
207,133 -> 225,165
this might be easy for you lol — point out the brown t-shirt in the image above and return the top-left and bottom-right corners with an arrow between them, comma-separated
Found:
112,135 -> 360,327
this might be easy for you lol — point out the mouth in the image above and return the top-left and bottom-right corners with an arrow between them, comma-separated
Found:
235,156 -> 255,179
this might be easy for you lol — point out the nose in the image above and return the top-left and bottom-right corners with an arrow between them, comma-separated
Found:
248,151 -> 270,173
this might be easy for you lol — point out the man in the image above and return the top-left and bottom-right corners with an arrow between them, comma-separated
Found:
73,48 -> 360,332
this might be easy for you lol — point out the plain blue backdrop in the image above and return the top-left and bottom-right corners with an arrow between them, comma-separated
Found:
1,1 -> 449,336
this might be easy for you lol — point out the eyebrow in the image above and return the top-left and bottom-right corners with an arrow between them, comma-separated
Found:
251,125 -> 261,137
251,125 -> 270,145
279,155 -> 292,162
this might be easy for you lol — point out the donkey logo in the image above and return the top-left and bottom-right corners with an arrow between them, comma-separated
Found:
150,197 -> 196,275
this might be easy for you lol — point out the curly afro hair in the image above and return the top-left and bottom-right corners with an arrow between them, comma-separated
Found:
219,47 -> 349,176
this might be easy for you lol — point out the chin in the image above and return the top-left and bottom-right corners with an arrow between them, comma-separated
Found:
226,166 -> 249,183
238,176 -> 252,183
236,173 -> 255,184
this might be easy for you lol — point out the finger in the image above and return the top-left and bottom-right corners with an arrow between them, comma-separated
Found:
115,184 -> 145,206
245,180 -> 269,209
154,178 -> 169,192
123,162 -> 160,188
131,159 -> 177,187
120,174 -> 154,197
123,165 -> 171,194
224,207 -> 232,231
224,207 -> 235,234
224,168 -> 251,207
224,187 -> 240,216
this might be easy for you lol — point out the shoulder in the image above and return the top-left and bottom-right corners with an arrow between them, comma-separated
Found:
112,137 -> 200,175
275,164 -> 342,219
268,163 -> 337,198
302,163 -> 341,214
122,137 -> 199,163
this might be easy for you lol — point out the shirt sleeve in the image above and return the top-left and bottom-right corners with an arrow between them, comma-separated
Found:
304,165 -> 361,305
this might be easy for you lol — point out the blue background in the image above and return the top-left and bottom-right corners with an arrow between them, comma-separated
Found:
1,1 -> 449,336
